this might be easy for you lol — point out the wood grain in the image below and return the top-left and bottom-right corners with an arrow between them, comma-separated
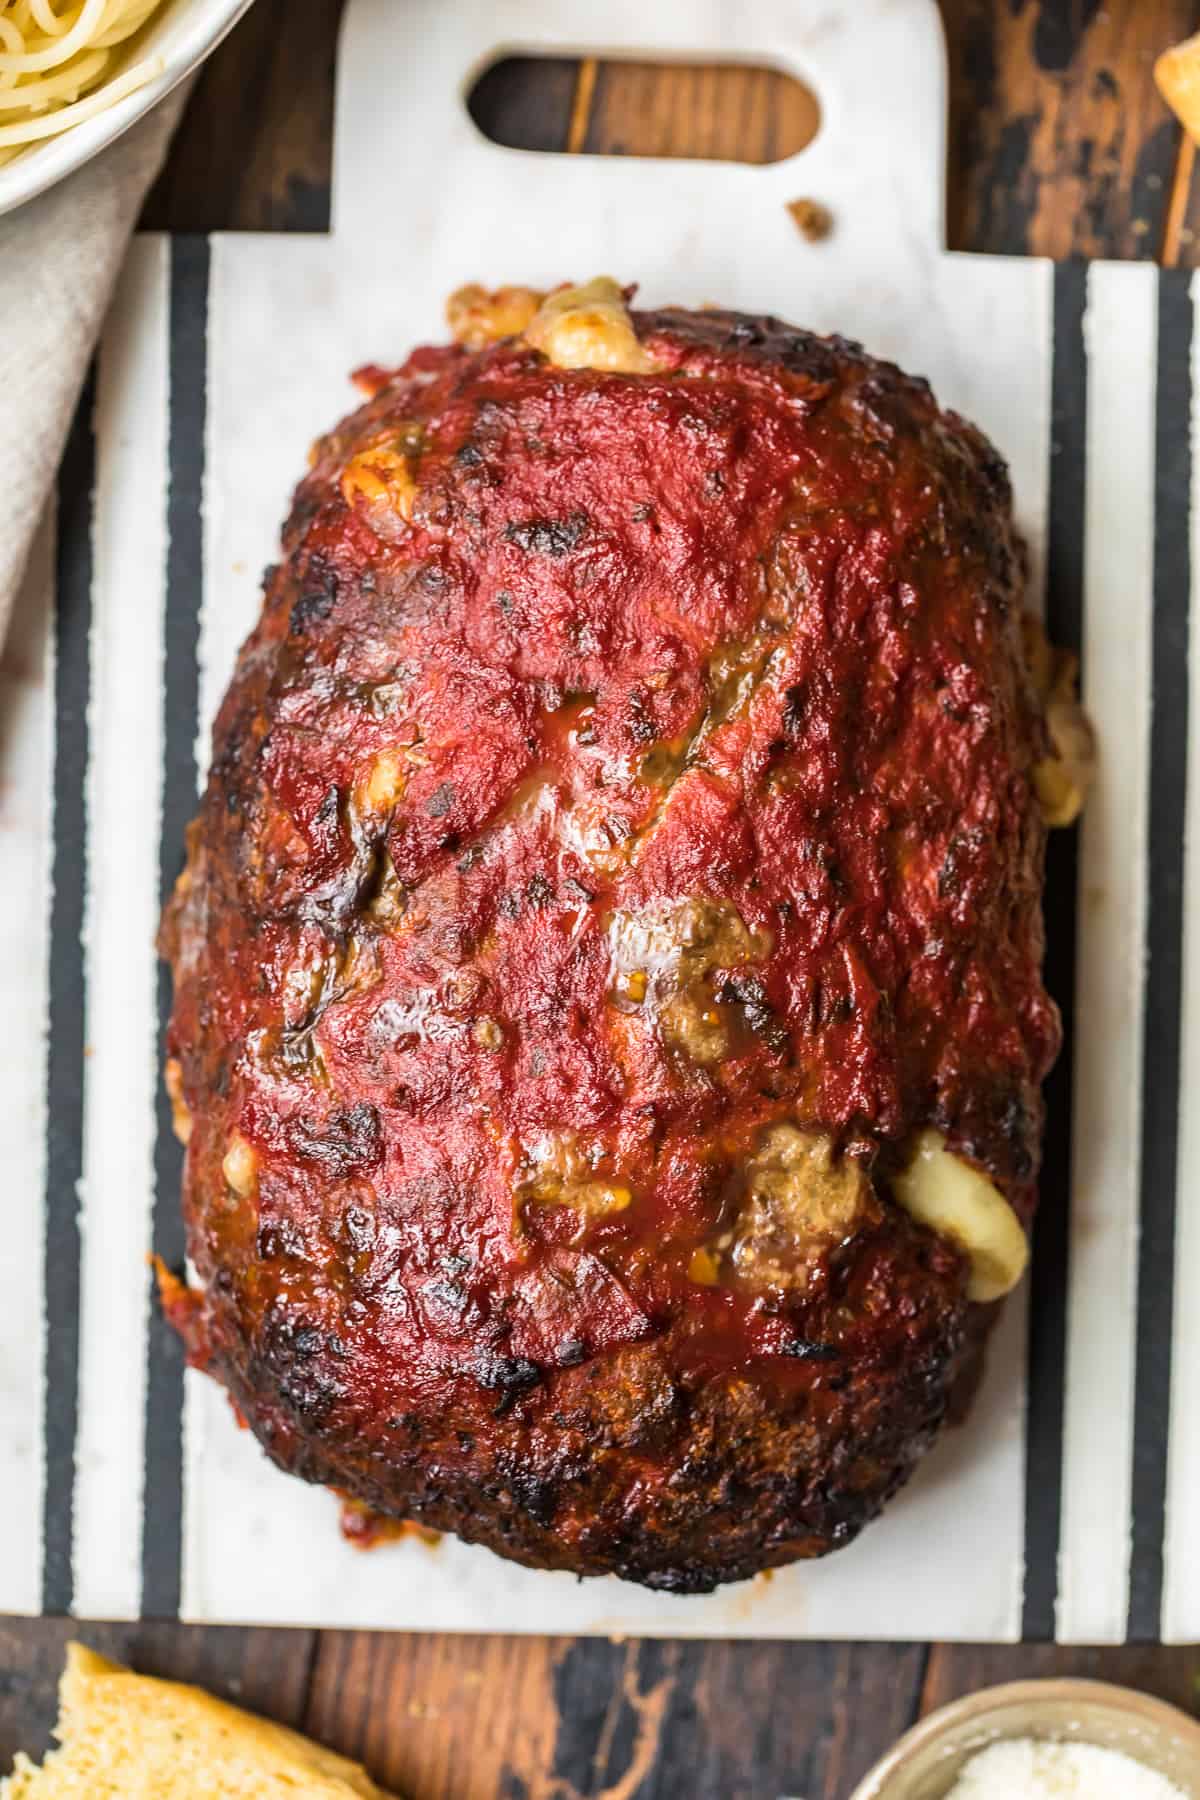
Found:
4,1621 -> 1200,1797
577,61 -> 819,166
6,7 -> 1193,1800
142,0 -> 341,231
1165,133 -> 1199,264
303,1633 -> 927,1799
921,1641 -> 1200,1716
941,0 -> 1199,263
466,56 -> 579,158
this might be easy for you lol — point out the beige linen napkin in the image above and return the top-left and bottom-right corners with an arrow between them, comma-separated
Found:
0,87 -> 188,649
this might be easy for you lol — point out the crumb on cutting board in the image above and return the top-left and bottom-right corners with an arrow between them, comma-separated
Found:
786,197 -> 833,241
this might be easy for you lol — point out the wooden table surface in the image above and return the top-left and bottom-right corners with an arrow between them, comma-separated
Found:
5,4 -> 1200,1797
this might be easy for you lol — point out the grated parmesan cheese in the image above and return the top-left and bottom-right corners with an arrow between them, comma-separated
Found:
947,1738 -> 1186,1798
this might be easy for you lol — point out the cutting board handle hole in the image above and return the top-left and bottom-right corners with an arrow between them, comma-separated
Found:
466,55 -> 820,165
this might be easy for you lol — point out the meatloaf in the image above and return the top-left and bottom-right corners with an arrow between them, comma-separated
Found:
160,279 -> 1079,1591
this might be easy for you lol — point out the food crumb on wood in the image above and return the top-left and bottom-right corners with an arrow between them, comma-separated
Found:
786,197 -> 833,241
338,1494 -> 441,1550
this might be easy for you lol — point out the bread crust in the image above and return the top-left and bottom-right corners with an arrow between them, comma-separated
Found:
1,1643 -> 388,1797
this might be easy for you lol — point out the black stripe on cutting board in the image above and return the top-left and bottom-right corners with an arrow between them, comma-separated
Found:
141,236 -> 209,1621
1127,270 -> 1192,1644
41,374 -> 97,1617
1021,260 -> 1087,1644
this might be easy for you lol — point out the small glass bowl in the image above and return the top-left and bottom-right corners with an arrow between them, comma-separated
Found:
850,1678 -> 1200,1799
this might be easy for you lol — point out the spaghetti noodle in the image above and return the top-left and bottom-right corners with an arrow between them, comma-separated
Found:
0,0 -> 167,165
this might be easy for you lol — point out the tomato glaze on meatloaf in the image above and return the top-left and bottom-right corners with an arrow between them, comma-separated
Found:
160,282 -> 1066,1591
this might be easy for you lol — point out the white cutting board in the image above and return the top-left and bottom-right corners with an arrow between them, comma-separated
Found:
194,0 -> 1044,1641
6,0 -> 1196,1643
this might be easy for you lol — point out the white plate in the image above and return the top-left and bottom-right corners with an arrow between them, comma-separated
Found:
0,0 -> 256,219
